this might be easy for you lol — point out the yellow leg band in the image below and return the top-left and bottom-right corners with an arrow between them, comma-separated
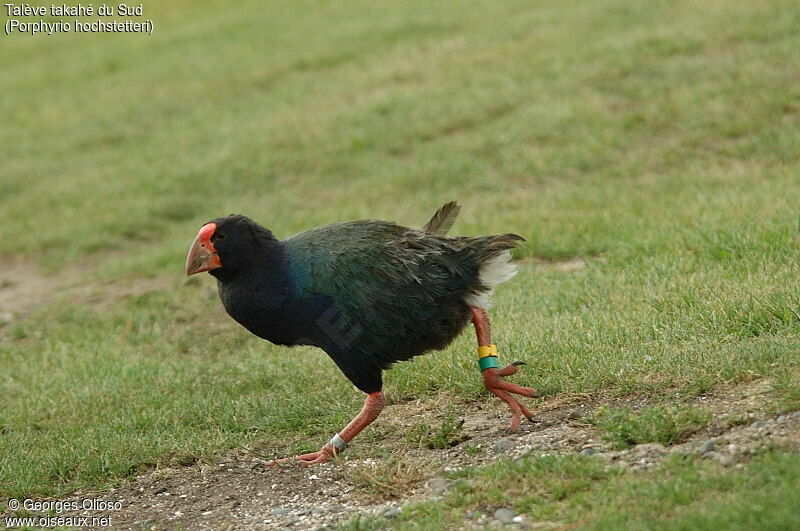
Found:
477,344 -> 498,358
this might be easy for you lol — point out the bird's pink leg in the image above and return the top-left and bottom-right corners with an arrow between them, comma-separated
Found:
269,391 -> 385,467
471,307 -> 539,432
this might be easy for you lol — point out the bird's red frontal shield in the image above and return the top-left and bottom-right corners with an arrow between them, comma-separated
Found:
185,223 -> 222,275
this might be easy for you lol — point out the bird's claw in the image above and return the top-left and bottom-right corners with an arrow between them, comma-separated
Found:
511,360 -> 527,367
267,444 -> 337,467
482,364 -> 539,433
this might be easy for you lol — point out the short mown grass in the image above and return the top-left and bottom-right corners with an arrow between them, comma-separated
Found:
354,451 -> 800,530
591,405 -> 711,449
1,0 -> 799,526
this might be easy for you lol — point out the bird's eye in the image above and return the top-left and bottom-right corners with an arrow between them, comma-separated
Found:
216,232 -> 226,241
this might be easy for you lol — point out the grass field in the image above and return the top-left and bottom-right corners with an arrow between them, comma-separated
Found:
1,0 -> 799,528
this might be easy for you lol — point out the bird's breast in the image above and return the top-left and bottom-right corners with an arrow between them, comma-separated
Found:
217,280 -> 330,347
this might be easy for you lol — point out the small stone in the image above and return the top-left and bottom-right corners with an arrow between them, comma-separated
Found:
329,505 -> 346,513
698,440 -> 715,454
777,415 -> 787,423
717,454 -> 735,467
383,507 -> 402,519
580,448 -> 597,456
751,421 -> 766,429
492,439 -> 515,454
670,445 -> 692,456
270,508 -> 293,516
427,478 -> 450,493
494,508 -> 517,522
634,443 -> 666,455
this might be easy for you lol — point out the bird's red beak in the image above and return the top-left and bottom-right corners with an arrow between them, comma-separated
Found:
185,223 -> 222,275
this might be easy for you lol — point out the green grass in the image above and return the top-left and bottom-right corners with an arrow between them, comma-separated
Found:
359,451 -> 800,530
591,405 -> 711,448
405,409 -> 466,450
1,0 -> 800,526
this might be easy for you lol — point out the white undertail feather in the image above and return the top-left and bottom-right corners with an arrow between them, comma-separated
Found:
464,251 -> 517,309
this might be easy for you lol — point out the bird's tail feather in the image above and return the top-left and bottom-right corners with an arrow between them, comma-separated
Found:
464,233 -> 525,309
422,201 -> 461,235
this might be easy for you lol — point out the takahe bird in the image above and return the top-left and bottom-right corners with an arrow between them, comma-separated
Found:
185,202 -> 538,465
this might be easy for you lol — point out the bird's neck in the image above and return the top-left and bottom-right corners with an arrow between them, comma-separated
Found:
215,235 -> 287,305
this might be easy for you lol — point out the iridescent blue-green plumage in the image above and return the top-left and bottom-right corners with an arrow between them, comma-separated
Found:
207,205 -> 523,393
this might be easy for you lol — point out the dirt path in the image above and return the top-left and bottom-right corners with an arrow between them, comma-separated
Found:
0,258 -> 172,321
33,380 -> 798,530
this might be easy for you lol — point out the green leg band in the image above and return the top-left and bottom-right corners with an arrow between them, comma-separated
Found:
478,356 -> 499,371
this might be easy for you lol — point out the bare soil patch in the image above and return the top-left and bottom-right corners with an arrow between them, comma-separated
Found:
0,258 -> 171,322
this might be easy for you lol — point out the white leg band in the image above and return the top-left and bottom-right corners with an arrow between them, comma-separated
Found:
329,433 -> 347,453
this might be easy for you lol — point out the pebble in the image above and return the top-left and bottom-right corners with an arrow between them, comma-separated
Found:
698,440 -> 715,454
580,448 -> 597,456
670,446 -> 692,456
717,454 -> 735,467
634,443 -> 666,454
427,478 -> 450,493
494,508 -> 517,522
492,439 -> 515,454
270,508 -> 293,516
751,421 -> 766,429
382,507 -> 402,519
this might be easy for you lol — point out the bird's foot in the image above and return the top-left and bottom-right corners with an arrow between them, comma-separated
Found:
482,363 -> 540,433
267,444 -> 337,467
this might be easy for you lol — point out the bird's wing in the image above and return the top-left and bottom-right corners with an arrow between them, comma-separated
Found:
421,201 -> 461,235
284,219 -> 522,308
284,221 -> 477,316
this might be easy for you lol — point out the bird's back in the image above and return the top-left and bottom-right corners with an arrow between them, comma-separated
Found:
282,219 -> 521,391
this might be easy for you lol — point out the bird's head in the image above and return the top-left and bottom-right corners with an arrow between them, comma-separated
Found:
185,214 -> 272,278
